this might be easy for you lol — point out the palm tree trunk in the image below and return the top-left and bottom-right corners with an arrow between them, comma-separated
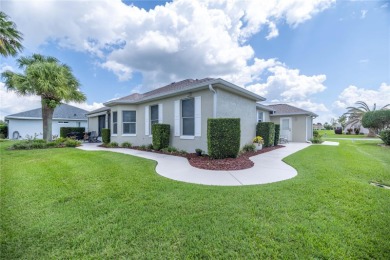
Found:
41,99 -> 54,141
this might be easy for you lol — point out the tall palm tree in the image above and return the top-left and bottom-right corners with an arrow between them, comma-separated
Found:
344,101 -> 390,136
0,11 -> 23,57
1,54 -> 86,141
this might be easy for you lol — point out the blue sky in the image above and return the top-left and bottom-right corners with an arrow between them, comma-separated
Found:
1,0 -> 389,123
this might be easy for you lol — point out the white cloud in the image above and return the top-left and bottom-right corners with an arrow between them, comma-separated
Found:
360,9 -> 368,19
1,0 -> 334,86
246,65 -> 327,101
334,83 -> 390,110
0,82 -> 41,120
67,101 -> 104,112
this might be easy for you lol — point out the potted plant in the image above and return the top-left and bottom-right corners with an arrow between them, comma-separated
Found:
252,136 -> 264,151
195,148 -> 203,156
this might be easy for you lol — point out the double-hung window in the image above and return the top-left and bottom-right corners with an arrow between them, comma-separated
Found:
182,98 -> 195,136
150,105 -> 159,130
122,111 -> 136,135
257,111 -> 264,123
112,111 -> 118,134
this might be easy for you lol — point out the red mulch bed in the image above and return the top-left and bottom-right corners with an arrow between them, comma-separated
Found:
99,144 -> 285,171
188,145 -> 284,171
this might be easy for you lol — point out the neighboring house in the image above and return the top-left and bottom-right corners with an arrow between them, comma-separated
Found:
267,104 -> 318,142
313,123 -> 323,130
344,120 -> 369,134
5,104 -> 88,139
87,78 -> 317,152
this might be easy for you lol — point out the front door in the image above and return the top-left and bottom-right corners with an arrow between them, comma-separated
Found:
98,115 -> 105,137
280,117 -> 292,141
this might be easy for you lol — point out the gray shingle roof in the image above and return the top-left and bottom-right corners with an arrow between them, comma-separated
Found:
86,106 -> 110,115
5,104 -> 88,120
268,104 -> 318,117
105,78 -> 265,105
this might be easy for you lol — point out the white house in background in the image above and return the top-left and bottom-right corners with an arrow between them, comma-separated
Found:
5,104 -> 88,139
87,78 -> 318,152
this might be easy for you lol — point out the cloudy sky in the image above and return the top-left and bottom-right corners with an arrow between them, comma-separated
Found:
1,0 -> 389,123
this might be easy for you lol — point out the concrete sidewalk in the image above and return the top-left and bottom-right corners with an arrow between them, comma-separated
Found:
77,143 -> 310,186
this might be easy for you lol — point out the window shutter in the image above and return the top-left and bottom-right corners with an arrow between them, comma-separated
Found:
158,103 -> 163,123
145,106 -> 150,135
195,96 -> 201,137
174,100 -> 180,136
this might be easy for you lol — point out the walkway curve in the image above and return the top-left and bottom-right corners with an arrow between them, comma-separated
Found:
77,143 -> 310,186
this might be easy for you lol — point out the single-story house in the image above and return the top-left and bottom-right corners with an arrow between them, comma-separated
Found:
87,78 -> 317,152
313,123 -> 323,130
5,104 -> 88,139
344,121 -> 369,134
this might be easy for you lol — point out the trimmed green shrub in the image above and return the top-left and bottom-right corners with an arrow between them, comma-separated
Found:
0,134 -> 5,139
380,130 -> 390,145
207,118 -> 240,159
256,122 -> 275,147
109,142 -> 119,148
274,124 -> 280,146
121,142 -> 132,148
9,138 -> 80,150
0,123 -> 8,138
362,110 -> 390,130
102,128 -> 110,144
242,143 -> 256,152
152,124 -> 170,150
161,146 -> 178,153
60,127 -> 85,138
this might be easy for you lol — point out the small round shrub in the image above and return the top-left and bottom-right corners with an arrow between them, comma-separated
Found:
0,133 -> 5,139
380,130 -> 390,145
31,142 -> 47,149
109,142 -> 119,148
121,142 -> 132,148
242,143 -> 256,152
64,139 -> 81,147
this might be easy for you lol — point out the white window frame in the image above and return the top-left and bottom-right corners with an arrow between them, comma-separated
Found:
174,97 -> 201,138
257,111 -> 264,123
181,98 -> 195,137
122,110 -> 136,136
150,104 -> 159,133
112,111 -> 118,135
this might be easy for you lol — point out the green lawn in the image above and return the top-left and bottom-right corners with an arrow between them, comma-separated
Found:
318,129 -> 377,139
1,140 -> 389,258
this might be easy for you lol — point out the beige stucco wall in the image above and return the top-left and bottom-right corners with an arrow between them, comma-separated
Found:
270,115 -> 309,142
216,88 -> 257,147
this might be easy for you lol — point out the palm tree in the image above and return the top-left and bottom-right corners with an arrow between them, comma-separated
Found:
344,101 -> 390,136
1,54 -> 86,141
0,11 -> 23,57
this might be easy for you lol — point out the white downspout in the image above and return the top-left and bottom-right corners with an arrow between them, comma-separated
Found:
209,84 -> 217,118
306,116 -> 313,143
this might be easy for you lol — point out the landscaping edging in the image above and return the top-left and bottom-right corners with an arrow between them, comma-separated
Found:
99,144 -> 285,171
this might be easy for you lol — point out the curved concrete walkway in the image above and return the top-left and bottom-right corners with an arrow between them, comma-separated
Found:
77,143 -> 310,186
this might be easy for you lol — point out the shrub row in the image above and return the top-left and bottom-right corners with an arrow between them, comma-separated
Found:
60,127 -> 85,138
207,118 -> 240,159
152,124 -> 170,150
256,122 -> 275,147
9,137 -> 81,150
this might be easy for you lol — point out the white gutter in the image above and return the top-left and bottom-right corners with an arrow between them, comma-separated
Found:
209,84 -> 217,118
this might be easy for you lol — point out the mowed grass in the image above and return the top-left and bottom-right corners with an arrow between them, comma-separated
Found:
318,129 -> 377,139
1,140 -> 389,259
